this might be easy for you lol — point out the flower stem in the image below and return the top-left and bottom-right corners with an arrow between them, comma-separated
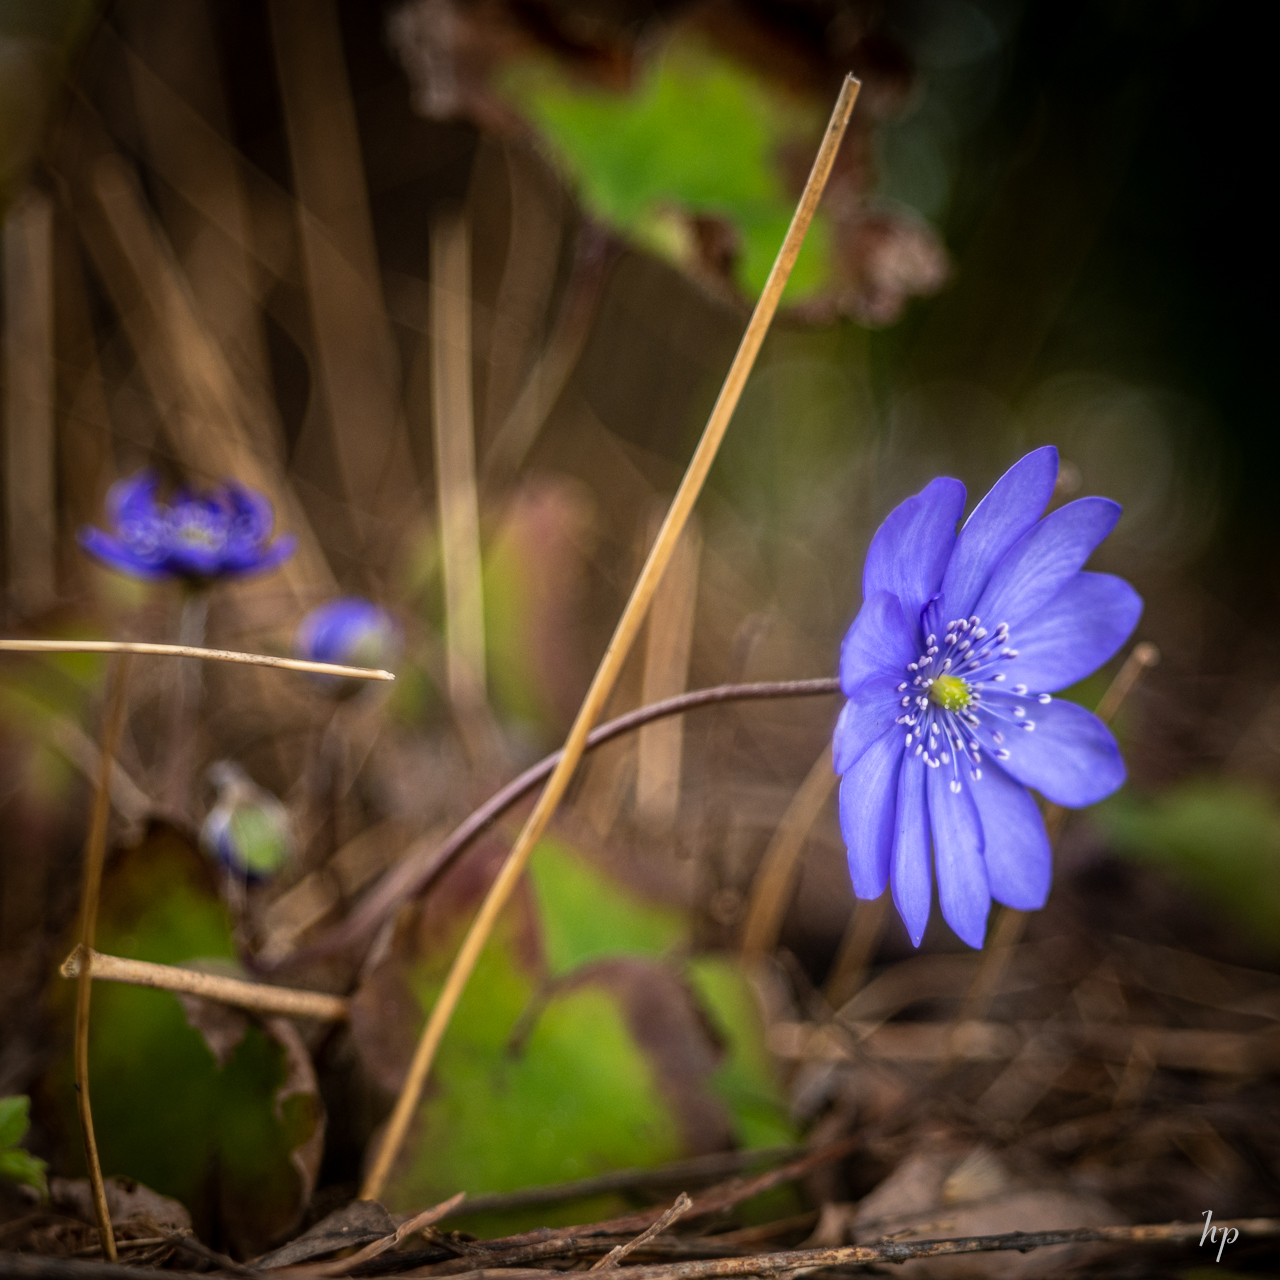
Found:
74,654 -> 132,1263
357,74 -> 862,1205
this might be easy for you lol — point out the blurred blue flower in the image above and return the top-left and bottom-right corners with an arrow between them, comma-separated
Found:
200,761 -> 293,884
835,447 -> 1142,949
295,597 -> 401,692
78,471 -> 296,583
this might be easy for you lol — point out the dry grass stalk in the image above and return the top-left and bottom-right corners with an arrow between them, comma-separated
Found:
357,74 -> 863,1204
591,1193 -> 693,1270
0,638 -> 393,680
952,639 -> 1163,1035
61,947 -> 349,1022
824,894 -> 891,1008
269,0 -> 422,556
430,208 -> 490,723
4,187 -> 57,615
740,743 -> 836,961
636,515 -> 702,831
73,655 -> 132,1262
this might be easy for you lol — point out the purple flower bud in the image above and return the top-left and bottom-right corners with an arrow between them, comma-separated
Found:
295,597 -> 401,693
78,471 -> 296,583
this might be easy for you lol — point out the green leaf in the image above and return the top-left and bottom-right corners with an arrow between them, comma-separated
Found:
0,1095 -> 48,1196
527,837 -> 686,977
41,824 -> 323,1253
355,836 -> 794,1233
498,39 -> 831,304
1098,779 -> 1280,951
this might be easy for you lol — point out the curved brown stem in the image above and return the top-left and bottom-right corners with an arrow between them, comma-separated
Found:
261,677 -> 840,973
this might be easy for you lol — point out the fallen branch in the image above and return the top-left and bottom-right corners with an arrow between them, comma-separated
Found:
61,946 -> 349,1022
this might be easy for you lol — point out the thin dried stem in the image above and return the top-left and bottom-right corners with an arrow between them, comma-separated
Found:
952,640 -> 1163,1033
0,638 -> 393,681
62,947 -> 348,1022
740,743 -> 836,961
312,1192 -> 467,1276
358,75 -> 862,1203
268,678 -> 839,972
591,1194 -> 692,1270
74,655 -> 132,1263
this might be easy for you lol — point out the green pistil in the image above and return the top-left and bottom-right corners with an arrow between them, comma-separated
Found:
929,673 -> 971,712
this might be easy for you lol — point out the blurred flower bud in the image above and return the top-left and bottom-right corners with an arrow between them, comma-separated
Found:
294,597 -> 401,695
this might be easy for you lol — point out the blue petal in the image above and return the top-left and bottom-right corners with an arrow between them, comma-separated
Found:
223,533 -> 297,577
833,677 -> 903,774
891,755 -> 932,946
77,527 -> 165,579
839,590 -> 917,696
941,447 -> 1058,622
976,696 -> 1125,807
971,764 -> 1051,910
107,470 -> 161,525
863,478 -> 966,632
839,727 -> 904,900
224,482 -> 276,544
974,497 -> 1121,630
927,767 -> 989,948
1001,572 -> 1143,692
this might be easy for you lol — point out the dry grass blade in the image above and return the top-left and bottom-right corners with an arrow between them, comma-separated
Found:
0,639 -> 393,681
4,188 -> 57,616
740,743 -> 836,961
308,1192 -> 468,1276
61,948 -> 349,1022
73,655 -> 132,1263
591,1194 -> 693,1271
357,74 -> 862,1202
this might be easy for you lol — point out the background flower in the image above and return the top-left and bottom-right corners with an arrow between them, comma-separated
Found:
295,597 -> 401,693
78,471 -> 296,583
200,760 -> 293,883
836,447 -> 1142,948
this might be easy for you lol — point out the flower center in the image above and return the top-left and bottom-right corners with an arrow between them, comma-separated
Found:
928,673 -> 971,712
892,613 -> 1050,792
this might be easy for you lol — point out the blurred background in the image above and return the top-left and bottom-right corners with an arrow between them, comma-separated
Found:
1,0 -> 1277,1267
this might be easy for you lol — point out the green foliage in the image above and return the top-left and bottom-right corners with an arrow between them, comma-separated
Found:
499,40 -> 831,303
527,836 -> 686,976
0,1095 -> 48,1197
358,836 -> 795,1231
42,826 -> 322,1253
1099,779 -> 1280,951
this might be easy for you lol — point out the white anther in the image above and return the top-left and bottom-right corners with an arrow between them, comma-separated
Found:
950,779 -> 962,793
897,682 -> 908,692
973,627 -> 987,639
971,768 -> 982,781
941,752 -> 951,764
996,748 -> 1010,760
915,744 -> 923,756
926,634 -> 936,646
1014,684 -> 1028,696
1023,721 -> 1035,732
908,662 -> 918,671
1013,707 -> 1026,718
901,697 -> 911,707
993,731 -> 1004,744
1038,693 -> 1052,704
992,673 -> 1006,682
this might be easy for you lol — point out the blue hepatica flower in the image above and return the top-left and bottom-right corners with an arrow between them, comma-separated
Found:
835,447 -> 1141,949
79,471 -> 296,583
295,597 -> 401,691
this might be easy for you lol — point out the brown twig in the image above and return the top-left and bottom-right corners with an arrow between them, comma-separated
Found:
591,1194 -> 693,1271
309,1192 -> 468,1276
358,81 -> 863,1199
0,638 -> 394,681
61,947 -> 349,1022
73,655 -> 132,1263
266,678 -> 839,972
439,1146 -> 803,1219
415,1218 -> 1280,1280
